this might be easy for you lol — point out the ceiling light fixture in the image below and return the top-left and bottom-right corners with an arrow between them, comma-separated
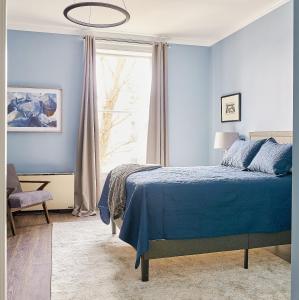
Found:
63,1 -> 130,28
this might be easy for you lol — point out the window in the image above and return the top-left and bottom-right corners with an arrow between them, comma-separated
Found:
96,46 -> 152,174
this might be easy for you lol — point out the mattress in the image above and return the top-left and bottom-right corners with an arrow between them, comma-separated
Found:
99,166 -> 291,267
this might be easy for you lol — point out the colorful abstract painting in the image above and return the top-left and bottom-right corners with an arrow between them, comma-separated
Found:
7,87 -> 62,132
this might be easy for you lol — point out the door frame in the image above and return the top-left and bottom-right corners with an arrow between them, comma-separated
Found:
292,1 -> 299,299
0,0 -> 7,299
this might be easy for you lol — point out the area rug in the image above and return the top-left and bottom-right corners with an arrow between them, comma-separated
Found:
51,221 -> 290,300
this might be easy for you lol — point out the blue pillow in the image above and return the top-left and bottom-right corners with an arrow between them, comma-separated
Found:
221,139 -> 266,169
247,138 -> 292,176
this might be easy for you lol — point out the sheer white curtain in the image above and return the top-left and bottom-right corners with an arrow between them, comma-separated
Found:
146,42 -> 169,166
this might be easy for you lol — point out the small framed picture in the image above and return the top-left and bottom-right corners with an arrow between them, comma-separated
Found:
7,87 -> 62,132
221,93 -> 241,122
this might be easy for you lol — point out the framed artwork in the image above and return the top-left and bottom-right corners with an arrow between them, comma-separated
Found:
221,93 -> 241,122
7,87 -> 62,132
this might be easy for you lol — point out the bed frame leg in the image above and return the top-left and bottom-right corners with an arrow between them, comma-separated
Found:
244,249 -> 249,269
111,218 -> 116,235
141,255 -> 149,282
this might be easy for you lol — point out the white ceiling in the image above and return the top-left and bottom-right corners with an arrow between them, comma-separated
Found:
7,0 -> 289,46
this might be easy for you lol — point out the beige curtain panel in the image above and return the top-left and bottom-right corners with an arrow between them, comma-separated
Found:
146,42 -> 169,166
73,36 -> 100,216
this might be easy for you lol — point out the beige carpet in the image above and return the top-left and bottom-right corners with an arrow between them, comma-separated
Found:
51,221 -> 290,300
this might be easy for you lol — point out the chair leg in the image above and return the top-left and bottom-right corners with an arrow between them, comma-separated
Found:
42,202 -> 50,224
7,206 -> 16,236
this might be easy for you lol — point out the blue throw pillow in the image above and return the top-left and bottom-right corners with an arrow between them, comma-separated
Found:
247,138 -> 292,176
221,139 -> 266,169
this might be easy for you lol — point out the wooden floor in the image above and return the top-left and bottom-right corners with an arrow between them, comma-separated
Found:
7,212 -> 291,300
7,211 -> 97,300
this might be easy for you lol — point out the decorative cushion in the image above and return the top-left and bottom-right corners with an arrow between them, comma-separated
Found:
221,139 -> 266,169
9,190 -> 53,208
247,138 -> 292,176
7,164 -> 22,193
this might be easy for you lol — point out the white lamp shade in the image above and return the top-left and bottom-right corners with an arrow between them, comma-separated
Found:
214,132 -> 239,150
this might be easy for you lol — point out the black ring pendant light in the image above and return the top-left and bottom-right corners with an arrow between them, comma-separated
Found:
63,2 -> 130,28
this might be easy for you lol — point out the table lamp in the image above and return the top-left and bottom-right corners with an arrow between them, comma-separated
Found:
214,132 -> 239,151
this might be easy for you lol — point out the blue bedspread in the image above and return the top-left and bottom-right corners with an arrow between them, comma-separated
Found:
98,166 -> 291,268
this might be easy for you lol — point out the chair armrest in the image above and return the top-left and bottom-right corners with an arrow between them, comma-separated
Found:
19,180 -> 50,183
19,180 -> 50,191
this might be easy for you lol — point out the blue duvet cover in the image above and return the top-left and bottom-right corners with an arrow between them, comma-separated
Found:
98,166 -> 291,268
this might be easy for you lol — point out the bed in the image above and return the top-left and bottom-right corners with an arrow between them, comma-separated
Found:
100,131 -> 292,281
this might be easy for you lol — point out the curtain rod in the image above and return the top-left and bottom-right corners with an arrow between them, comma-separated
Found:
83,36 -> 154,45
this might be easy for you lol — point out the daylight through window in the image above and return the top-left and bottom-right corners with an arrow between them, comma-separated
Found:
96,47 -> 152,174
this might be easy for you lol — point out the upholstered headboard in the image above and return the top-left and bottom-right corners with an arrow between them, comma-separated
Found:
249,131 -> 293,144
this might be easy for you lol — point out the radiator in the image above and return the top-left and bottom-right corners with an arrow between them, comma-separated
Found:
18,173 -> 74,211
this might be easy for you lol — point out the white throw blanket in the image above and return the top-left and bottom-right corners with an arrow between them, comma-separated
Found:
108,164 -> 161,220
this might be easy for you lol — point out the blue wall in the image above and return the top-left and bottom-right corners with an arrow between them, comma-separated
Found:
7,31 -> 211,171
7,2 -> 293,171
168,44 -> 210,166
7,31 -> 84,173
210,2 -> 293,163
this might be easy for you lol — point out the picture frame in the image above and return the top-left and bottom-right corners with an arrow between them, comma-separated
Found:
7,87 -> 62,132
221,93 -> 241,123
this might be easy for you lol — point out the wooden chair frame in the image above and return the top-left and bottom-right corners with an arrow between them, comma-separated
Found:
7,180 -> 51,236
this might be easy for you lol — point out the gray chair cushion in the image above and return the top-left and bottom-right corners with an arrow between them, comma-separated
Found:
8,191 -> 53,208
7,164 -> 22,193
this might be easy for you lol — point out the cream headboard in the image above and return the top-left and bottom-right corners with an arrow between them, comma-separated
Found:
249,131 -> 293,144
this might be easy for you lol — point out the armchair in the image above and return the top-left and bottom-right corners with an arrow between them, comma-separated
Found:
7,164 -> 53,235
